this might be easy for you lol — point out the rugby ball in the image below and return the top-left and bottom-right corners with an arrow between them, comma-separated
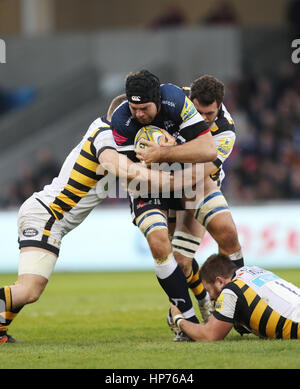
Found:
134,125 -> 165,150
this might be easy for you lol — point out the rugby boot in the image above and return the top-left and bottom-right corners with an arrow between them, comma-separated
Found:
0,333 -> 21,343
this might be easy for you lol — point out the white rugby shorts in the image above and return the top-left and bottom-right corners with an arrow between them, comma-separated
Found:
18,196 -> 67,256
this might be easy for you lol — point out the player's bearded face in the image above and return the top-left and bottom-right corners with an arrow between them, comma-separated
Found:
192,99 -> 220,127
202,280 -> 220,301
129,102 -> 158,125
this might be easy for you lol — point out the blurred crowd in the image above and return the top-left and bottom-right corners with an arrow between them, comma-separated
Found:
0,86 -> 36,116
0,148 -> 60,208
0,65 -> 299,209
222,63 -> 300,204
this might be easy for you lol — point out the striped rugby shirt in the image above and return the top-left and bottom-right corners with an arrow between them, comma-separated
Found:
34,117 -> 116,228
214,266 -> 300,339
182,87 -> 236,185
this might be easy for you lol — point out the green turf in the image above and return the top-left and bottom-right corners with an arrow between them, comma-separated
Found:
2,269 -> 300,369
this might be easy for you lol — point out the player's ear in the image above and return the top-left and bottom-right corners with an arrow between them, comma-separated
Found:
215,276 -> 226,289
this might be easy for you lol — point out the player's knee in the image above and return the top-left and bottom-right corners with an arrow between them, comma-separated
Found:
17,280 -> 46,305
223,223 -> 239,245
25,286 -> 43,304
147,230 -> 171,258
17,250 -> 55,305
209,218 -> 240,251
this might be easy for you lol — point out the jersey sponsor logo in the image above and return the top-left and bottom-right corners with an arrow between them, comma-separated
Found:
162,99 -> 176,108
180,97 -> 197,122
210,123 -> 219,132
136,199 -> 161,209
252,273 -> 279,287
215,294 -> 224,311
23,228 -> 39,237
51,238 -> 61,247
137,200 -> 146,209
131,96 -> 141,102
217,137 -> 234,157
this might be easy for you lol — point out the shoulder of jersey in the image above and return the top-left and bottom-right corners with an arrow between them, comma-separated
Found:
211,104 -> 236,134
110,100 -> 133,129
161,83 -> 185,100
160,83 -> 186,113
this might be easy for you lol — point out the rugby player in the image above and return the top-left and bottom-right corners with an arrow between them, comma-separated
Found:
111,69 -> 218,329
135,75 -> 244,328
170,253 -> 300,341
170,76 -> 244,323
0,100 -> 187,344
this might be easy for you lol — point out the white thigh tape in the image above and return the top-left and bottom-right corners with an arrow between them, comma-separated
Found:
18,250 -> 58,280
172,231 -> 202,258
194,190 -> 229,227
136,210 -> 168,237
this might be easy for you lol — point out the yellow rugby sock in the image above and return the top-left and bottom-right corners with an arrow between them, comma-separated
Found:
187,259 -> 207,301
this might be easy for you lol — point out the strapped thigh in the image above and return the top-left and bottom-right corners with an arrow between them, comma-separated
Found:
172,231 -> 202,258
135,209 -> 168,238
194,190 -> 230,228
18,250 -> 58,280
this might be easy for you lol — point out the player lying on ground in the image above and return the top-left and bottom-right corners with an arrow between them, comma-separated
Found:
170,253 -> 300,341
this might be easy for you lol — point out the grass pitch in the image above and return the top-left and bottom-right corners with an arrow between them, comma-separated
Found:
2,269 -> 300,370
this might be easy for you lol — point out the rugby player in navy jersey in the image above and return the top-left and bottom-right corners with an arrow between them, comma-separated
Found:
111,70 -> 217,335
136,76 -> 244,330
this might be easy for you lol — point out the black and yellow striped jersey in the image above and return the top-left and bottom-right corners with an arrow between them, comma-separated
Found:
34,117 -> 117,226
213,266 -> 300,339
182,86 -> 236,184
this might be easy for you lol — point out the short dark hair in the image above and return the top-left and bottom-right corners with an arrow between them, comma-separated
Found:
199,253 -> 237,284
190,75 -> 225,106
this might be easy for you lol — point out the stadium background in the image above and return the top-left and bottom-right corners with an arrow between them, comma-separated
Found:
0,0 -> 299,273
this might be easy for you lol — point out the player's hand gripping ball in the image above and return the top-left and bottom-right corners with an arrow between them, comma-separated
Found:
134,125 -> 166,150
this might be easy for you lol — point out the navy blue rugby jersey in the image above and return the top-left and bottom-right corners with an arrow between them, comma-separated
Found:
111,83 -> 209,160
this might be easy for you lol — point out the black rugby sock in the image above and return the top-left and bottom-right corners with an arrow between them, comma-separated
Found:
156,264 -> 199,323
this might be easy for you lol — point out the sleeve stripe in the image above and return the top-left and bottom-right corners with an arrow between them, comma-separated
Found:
212,311 -> 234,323
196,128 -> 210,137
97,146 -> 117,159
